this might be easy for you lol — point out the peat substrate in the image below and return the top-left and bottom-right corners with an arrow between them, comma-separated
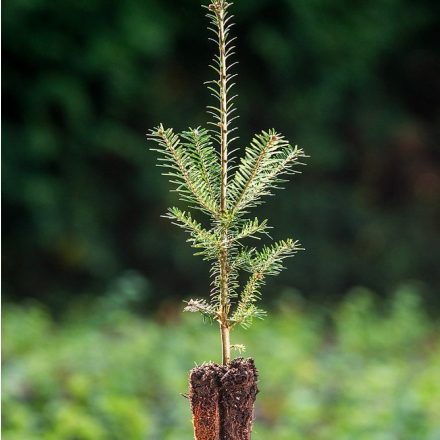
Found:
189,357 -> 258,440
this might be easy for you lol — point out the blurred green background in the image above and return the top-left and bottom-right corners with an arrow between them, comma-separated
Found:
2,0 -> 440,438
3,288 -> 440,439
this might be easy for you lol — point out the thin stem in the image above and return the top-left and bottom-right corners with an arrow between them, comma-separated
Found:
211,0 -> 231,365
220,323 -> 231,365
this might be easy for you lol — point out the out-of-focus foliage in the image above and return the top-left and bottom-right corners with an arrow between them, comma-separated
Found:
2,0 -> 440,307
3,287 -> 440,439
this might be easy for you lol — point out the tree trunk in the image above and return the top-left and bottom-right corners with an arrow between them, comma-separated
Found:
189,358 -> 258,440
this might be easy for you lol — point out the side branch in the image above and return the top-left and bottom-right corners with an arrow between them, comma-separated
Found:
149,125 -> 219,217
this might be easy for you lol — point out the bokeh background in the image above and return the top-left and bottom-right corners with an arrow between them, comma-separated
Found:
2,0 -> 440,438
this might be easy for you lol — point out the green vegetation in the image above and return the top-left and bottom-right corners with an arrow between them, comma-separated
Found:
149,0 -> 307,364
3,287 -> 440,439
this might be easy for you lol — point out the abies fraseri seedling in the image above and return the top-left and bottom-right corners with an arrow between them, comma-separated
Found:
148,1 -> 307,438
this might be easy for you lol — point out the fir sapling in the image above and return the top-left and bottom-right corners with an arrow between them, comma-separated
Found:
148,0 -> 306,364
148,2 -> 307,437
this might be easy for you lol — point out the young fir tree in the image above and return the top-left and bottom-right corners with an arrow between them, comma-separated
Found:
148,0 -> 306,366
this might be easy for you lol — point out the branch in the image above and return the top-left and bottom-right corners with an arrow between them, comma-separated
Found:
180,127 -> 220,208
229,130 -> 306,216
164,207 -> 219,260
231,239 -> 303,328
148,125 -> 219,217
231,217 -> 270,242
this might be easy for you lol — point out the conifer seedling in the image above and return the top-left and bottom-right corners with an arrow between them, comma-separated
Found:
148,0 -> 306,367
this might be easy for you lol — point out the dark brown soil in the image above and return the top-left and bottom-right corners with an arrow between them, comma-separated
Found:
189,358 -> 258,440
